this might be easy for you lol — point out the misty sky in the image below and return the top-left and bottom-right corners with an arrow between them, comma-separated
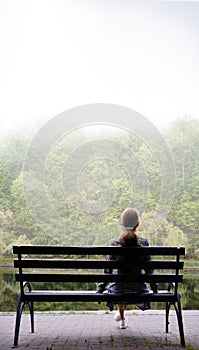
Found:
0,0 -> 199,134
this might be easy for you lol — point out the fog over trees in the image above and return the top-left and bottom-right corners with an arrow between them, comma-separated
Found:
0,117 -> 199,258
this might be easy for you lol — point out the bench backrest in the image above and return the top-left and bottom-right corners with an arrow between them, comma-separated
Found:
13,245 -> 185,295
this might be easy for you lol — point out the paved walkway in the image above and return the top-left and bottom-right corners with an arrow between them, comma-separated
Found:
0,310 -> 199,350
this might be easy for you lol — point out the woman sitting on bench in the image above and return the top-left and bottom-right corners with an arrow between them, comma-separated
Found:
97,207 -> 157,329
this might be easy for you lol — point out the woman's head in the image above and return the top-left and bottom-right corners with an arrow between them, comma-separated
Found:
120,208 -> 140,247
120,207 -> 139,231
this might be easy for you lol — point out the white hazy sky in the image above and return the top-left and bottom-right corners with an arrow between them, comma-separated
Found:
0,0 -> 199,134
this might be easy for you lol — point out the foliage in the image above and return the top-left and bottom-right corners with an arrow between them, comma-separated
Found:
139,211 -> 188,249
165,118 -> 199,253
0,118 -> 199,256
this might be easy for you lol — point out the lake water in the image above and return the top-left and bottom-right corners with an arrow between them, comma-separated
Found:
0,271 -> 198,312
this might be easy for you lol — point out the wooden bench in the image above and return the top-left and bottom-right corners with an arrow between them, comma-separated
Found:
13,245 -> 185,347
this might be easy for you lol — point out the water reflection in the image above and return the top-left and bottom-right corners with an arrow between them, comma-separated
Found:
181,278 -> 199,310
0,272 -> 198,312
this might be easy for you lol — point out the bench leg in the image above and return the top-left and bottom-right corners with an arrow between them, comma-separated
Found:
13,296 -> 34,347
23,282 -> 34,333
29,300 -> 34,333
173,296 -> 185,347
165,301 -> 171,333
13,295 -> 25,347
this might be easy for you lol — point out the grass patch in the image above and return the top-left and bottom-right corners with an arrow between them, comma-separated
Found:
185,261 -> 199,267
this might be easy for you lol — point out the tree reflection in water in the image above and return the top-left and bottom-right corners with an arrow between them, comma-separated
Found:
0,272 -> 198,312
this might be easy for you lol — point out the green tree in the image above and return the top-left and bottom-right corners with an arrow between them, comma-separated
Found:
139,211 -> 188,249
165,118 -> 199,255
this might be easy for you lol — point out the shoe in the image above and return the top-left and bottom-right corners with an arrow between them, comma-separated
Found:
119,319 -> 127,329
114,312 -> 128,322
114,311 -> 121,322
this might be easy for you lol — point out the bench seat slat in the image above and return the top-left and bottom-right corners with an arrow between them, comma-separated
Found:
22,290 -> 179,303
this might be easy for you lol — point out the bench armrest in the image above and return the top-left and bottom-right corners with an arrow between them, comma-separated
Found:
23,281 -> 32,292
168,282 -> 175,292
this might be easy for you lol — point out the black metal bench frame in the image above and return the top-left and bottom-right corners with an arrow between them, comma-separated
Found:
13,245 -> 185,347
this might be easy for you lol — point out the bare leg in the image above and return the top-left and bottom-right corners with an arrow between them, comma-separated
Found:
118,304 -> 128,320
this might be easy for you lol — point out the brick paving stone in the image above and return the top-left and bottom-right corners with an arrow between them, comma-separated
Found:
0,311 -> 199,350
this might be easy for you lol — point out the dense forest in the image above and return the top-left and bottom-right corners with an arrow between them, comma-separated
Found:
0,117 -> 199,259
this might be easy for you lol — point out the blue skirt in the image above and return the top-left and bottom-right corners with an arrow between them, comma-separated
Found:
106,282 -> 151,311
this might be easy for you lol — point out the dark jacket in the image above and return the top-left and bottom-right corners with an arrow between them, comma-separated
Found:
97,236 -> 158,311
